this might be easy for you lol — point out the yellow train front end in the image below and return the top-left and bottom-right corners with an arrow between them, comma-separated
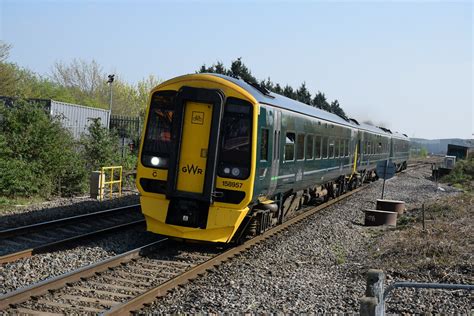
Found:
136,74 -> 258,243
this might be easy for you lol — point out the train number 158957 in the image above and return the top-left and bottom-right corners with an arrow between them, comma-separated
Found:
222,181 -> 243,189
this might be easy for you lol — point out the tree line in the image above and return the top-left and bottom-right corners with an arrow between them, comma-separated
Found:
0,41 -> 159,117
1,41 -> 348,119
198,58 -> 348,119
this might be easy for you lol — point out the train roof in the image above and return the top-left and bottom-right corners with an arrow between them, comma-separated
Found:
209,74 -> 409,138
158,73 -> 409,140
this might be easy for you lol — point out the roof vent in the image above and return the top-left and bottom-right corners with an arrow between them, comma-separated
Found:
349,118 -> 360,125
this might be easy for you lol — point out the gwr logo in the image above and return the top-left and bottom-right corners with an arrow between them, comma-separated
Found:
182,164 -> 203,175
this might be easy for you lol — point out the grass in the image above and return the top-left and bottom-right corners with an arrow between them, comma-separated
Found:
0,196 -> 46,212
332,243 -> 347,265
371,193 -> 473,270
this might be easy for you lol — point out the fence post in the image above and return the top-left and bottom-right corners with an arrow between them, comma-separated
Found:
360,269 -> 385,316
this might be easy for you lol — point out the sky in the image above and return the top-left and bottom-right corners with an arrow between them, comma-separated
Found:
1,0 -> 472,139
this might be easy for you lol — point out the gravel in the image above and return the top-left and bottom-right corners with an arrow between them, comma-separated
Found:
139,165 -> 471,314
0,225 -> 160,295
0,193 -> 140,230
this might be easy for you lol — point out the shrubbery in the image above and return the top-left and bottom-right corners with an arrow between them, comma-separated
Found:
441,157 -> 474,191
0,100 -> 138,199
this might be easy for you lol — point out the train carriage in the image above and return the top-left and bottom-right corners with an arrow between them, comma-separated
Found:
136,74 -> 409,243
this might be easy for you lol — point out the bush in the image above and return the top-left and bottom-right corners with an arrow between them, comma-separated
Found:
0,100 -> 87,197
79,118 -> 137,171
441,158 -> 474,191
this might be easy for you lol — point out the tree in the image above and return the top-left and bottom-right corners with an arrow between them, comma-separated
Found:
0,41 -> 19,96
273,83 -> 283,94
282,85 -> 296,99
296,82 -> 312,105
312,91 -> 331,111
330,99 -> 347,119
229,58 -> 258,84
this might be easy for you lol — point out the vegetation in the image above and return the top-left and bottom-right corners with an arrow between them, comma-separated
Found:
373,193 -> 473,272
0,41 -> 160,117
0,100 -> 87,197
0,99 -> 137,200
441,157 -> 474,191
198,58 -> 348,119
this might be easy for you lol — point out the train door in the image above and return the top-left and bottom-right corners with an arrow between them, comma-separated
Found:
166,86 -> 224,206
268,110 -> 281,196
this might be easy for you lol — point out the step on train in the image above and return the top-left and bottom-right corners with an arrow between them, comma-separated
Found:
136,74 -> 410,243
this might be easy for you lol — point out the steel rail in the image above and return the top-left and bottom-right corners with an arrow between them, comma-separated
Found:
0,239 -> 168,310
105,186 -> 366,315
0,219 -> 146,264
0,204 -> 141,238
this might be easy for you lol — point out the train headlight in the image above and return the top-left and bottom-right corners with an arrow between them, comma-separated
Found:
151,157 -> 160,166
223,167 -> 231,174
231,167 -> 241,177
143,155 -> 168,168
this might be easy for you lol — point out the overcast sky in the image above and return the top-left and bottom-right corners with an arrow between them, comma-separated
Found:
1,0 -> 472,139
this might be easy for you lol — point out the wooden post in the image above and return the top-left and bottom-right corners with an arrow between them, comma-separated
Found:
422,203 -> 425,231
360,269 -> 385,316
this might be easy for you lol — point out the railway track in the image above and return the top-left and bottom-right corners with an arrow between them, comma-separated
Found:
0,205 -> 144,264
0,186 -> 365,315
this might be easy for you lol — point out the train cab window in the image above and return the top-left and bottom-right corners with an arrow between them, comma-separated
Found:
284,132 -> 295,161
296,134 -> 305,160
141,90 -> 176,169
260,128 -> 269,161
306,135 -> 314,160
315,136 -> 322,159
322,137 -> 328,158
328,138 -> 335,158
218,98 -> 253,179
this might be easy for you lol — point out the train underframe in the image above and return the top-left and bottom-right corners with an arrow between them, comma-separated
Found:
234,162 -> 407,243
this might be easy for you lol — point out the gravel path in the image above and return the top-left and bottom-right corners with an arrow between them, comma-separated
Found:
140,165 -> 470,314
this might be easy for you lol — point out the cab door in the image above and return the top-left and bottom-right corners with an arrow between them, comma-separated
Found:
166,87 -> 224,203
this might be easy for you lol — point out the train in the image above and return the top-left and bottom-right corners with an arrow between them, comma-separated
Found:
136,74 -> 410,243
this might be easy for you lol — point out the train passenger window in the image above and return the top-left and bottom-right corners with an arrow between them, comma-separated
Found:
345,140 -> 349,156
339,139 -> 346,157
296,134 -> 305,160
260,129 -> 269,161
367,141 -> 371,155
329,138 -> 335,158
315,136 -> 321,159
306,135 -> 314,160
322,137 -> 328,158
284,132 -> 295,161
335,139 -> 340,158
141,90 -> 176,169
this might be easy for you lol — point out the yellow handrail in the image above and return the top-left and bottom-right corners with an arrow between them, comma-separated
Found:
349,143 -> 358,181
99,166 -> 122,201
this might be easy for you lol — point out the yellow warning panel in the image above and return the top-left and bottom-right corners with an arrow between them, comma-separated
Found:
176,101 -> 213,193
